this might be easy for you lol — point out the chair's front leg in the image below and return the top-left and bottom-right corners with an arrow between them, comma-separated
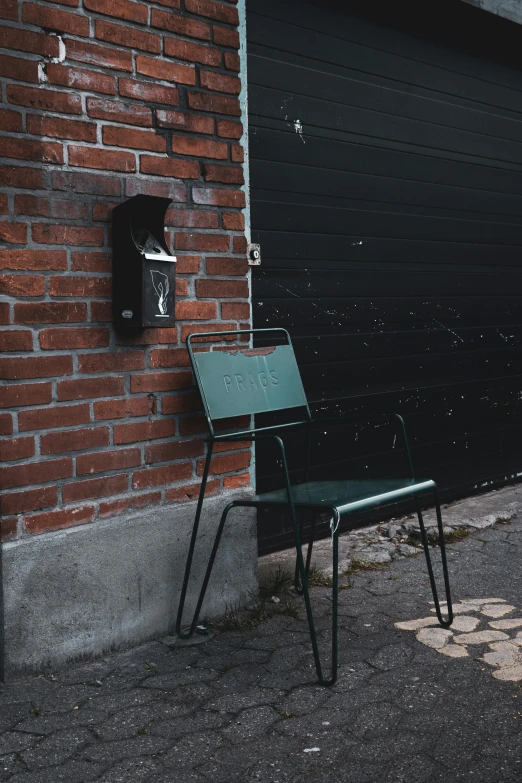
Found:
415,492 -> 453,628
176,441 -> 214,638
273,436 -> 335,685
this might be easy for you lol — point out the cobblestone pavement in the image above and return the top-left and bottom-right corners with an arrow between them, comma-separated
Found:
3,488 -> 522,782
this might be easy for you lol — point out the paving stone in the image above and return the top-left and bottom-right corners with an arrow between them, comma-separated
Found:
96,757 -> 167,782
19,728 -> 93,770
8,761 -> 103,782
0,732 -> 40,756
221,706 -> 280,743
81,735 -> 172,764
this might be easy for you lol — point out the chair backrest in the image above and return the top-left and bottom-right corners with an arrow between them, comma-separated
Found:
187,329 -> 310,432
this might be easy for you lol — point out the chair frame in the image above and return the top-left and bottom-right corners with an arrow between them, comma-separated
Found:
176,328 -> 453,685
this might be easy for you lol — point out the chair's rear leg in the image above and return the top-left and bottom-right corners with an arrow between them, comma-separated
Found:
294,512 -> 317,595
414,496 -> 453,628
176,502 -> 237,638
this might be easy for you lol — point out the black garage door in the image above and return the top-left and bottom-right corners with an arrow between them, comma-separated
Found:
247,0 -> 522,553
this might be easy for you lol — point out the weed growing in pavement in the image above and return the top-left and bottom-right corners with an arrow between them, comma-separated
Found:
444,527 -> 472,544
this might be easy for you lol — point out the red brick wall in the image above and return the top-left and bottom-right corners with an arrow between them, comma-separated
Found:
0,0 -> 251,541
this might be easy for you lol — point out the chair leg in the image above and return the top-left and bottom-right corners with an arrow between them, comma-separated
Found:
176,501 -> 237,639
294,511 -> 317,595
414,493 -> 453,627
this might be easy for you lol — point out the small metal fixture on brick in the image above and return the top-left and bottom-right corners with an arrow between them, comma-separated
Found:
247,243 -> 261,266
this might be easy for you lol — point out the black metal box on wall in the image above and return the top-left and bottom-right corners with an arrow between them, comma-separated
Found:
112,194 -> 176,329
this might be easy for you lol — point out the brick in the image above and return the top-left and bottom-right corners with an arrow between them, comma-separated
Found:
176,300 -> 217,320
0,164 -> 43,190
224,51 -> 240,71
221,211 -> 244,231
193,187 -> 245,208
0,517 -> 18,542
0,136 -> 63,164
95,19 -> 161,52
84,0 -> 148,24
0,382 -> 52,409
0,222 -> 26,244
0,301 -> 10,324
0,436 -> 35,461
93,395 -> 152,420
150,347 -> 190,368
0,24 -> 60,57
72,252 -> 111,272
64,37 -> 133,71
206,256 -> 247,275
197,450 -> 250,475
136,55 -> 195,85
203,163 -> 243,184
92,302 -> 113,323
0,414 -> 13,435
45,63 -> 116,96
92,202 -> 118,222
19,403 -> 90,431
133,461 -> 192,489
33,224 -> 104,246
224,472 -> 250,489
171,136 -> 227,159
0,273 -> 45,297
175,232 -> 229,252
22,3 -> 89,35
78,350 -> 144,373
116,326 -> 178,345
0,108 -> 22,132
178,414 -> 206,435
231,143 -> 243,163
140,155 -> 199,179
187,90 -> 240,115
163,37 -> 219,66
0,355 -> 72,380
63,473 -> 129,502
221,301 -> 249,320
176,255 -> 200,273
233,234 -> 247,253
1,486 -> 58,515
24,505 -> 95,535
88,98 -> 152,129
213,25 -> 240,48
0,329 -> 33,352
196,280 -> 248,299
180,321 -> 235,341
150,8 -> 210,40
217,118 -> 242,139
155,109 -> 213,135
125,179 -> 186,203
0,53 -> 39,81
166,208 -> 218,229
0,0 -> 17,20
7,84 -> 82,114
39,327 -> 109,350
49,276 -> 109,297
0,194 -> 6,214
166,479 -> 218,502
103,125 -> 166,153
69,145 -> 136,173
130,370 -> 191,393
145,437 -> 203,464
119,77 -> 179,106
41,426 -> 109,455
15,302 -> 87,323
200,70 -> 240,94
99,490 -> 161,517
162,391 -> 201,414
0,456 -> 72,489
58,376 -> 124,401
15,194 -> 90,220
176,278 -> 189,296
52,171 -> 121,196
114,418 -> 176,444
185,0 -> 238,24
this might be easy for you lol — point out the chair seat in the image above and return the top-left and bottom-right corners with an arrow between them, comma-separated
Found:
252,478 -> 435,515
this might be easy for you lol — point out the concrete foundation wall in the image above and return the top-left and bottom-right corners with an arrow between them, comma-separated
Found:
1,491 -> 257,679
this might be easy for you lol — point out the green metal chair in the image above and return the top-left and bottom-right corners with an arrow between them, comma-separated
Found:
176,328 -> 453,685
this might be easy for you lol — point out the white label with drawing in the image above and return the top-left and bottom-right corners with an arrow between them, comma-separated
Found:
150,270 -> 169,317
